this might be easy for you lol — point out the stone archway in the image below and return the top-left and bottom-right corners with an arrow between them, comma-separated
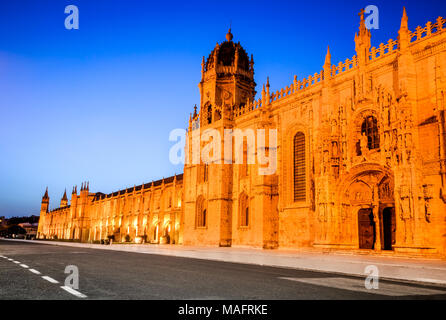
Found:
162,221 -> 172,244
340,164 -> 395,251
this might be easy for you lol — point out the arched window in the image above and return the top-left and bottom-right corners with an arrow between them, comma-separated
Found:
214,108 -> 222,121
361,116 -> 380,150
239,193 -> 249,227
207,105 -> 213,124
293,132 -> 306,202
199,164 -> 208,183
241,140 -> 248,178
196,196 -> 207,228
204,164 -> 208,182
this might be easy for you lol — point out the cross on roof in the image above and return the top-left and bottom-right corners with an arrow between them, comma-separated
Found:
359,8 -> 365,20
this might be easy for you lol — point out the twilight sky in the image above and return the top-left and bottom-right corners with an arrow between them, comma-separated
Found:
0,0 -> 445,217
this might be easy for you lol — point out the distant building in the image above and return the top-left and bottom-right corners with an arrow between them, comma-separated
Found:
18,222 -> 38,239
0,217 -> 6,228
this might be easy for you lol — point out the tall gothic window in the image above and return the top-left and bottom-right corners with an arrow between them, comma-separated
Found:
361,116 -> 380,150
293,132 -> 306,202
196,196 -> 207,228
239,193 -> 249,227
207,105 -> 213,124
240,140 -> 248,178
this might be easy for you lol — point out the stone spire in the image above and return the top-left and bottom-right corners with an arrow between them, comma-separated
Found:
324,46 -> 331,66
61,189 -> 68,207
201,56 -> 205,79
400,7 -> 408,30
42,187 -> 49,200
355,8 -> 371,65
324,46 -> 332,80
399,7 -> 410,52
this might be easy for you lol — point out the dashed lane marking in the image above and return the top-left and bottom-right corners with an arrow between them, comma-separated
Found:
4,255 -> 87,299
60,286 -> 87,298
29,269 -> 41,275
41,276 -> 59,284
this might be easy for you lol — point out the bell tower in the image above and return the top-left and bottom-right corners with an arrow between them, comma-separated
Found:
37,187 -> 49,239
198,29 -> 256,125
60,189 -> 68,208
183,29 -> 257,247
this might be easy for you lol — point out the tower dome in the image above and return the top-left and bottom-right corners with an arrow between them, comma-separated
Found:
205,29 -> 252,73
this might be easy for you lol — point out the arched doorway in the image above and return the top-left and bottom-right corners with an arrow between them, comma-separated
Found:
340,165 -> 395,251
153,223 -> 160,243
381,207 -> 396,250
163,222 -> 172,244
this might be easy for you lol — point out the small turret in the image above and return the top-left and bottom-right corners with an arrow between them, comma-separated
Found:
41,187 -> 49,213
60,189 -> 68,207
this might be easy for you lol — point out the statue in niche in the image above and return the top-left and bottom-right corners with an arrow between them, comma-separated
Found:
399,185 -> 412,220
331,120 -> 337,135
383,132 -> 390,152
332,141 -> 339,158
323,150 -> 329,174
360,133 -> 369,156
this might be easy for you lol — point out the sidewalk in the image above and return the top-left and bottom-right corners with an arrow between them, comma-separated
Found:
4,238 -> 446,287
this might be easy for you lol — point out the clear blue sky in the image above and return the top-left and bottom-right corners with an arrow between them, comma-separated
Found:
0,0 -> 444,217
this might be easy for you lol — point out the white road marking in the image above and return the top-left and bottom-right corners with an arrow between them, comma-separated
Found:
60,286 -> 87,298
29,269 -> 41,275
5,257 -> 88,298
7,258 -> 13,261
42,276 -> 59,284
279,277 -> 446,296
414,278 -> 446,285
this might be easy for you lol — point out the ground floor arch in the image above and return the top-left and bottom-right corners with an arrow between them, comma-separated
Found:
336,164 -> 396,251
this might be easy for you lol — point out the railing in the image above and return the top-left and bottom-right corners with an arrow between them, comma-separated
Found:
330,55 -> 358,77
369,39 -> 398,62
409,16 -> 445,43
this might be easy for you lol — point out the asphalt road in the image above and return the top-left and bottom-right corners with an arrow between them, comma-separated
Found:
1,240 -> 446,300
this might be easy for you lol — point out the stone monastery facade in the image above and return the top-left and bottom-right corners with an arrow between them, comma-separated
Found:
38,9 -> 446,257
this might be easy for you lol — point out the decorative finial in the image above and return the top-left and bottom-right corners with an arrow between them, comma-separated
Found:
226,28 -> 233,42
400,7 -> 408,30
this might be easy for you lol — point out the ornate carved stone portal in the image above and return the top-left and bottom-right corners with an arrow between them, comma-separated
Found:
342,168 -> 395,251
